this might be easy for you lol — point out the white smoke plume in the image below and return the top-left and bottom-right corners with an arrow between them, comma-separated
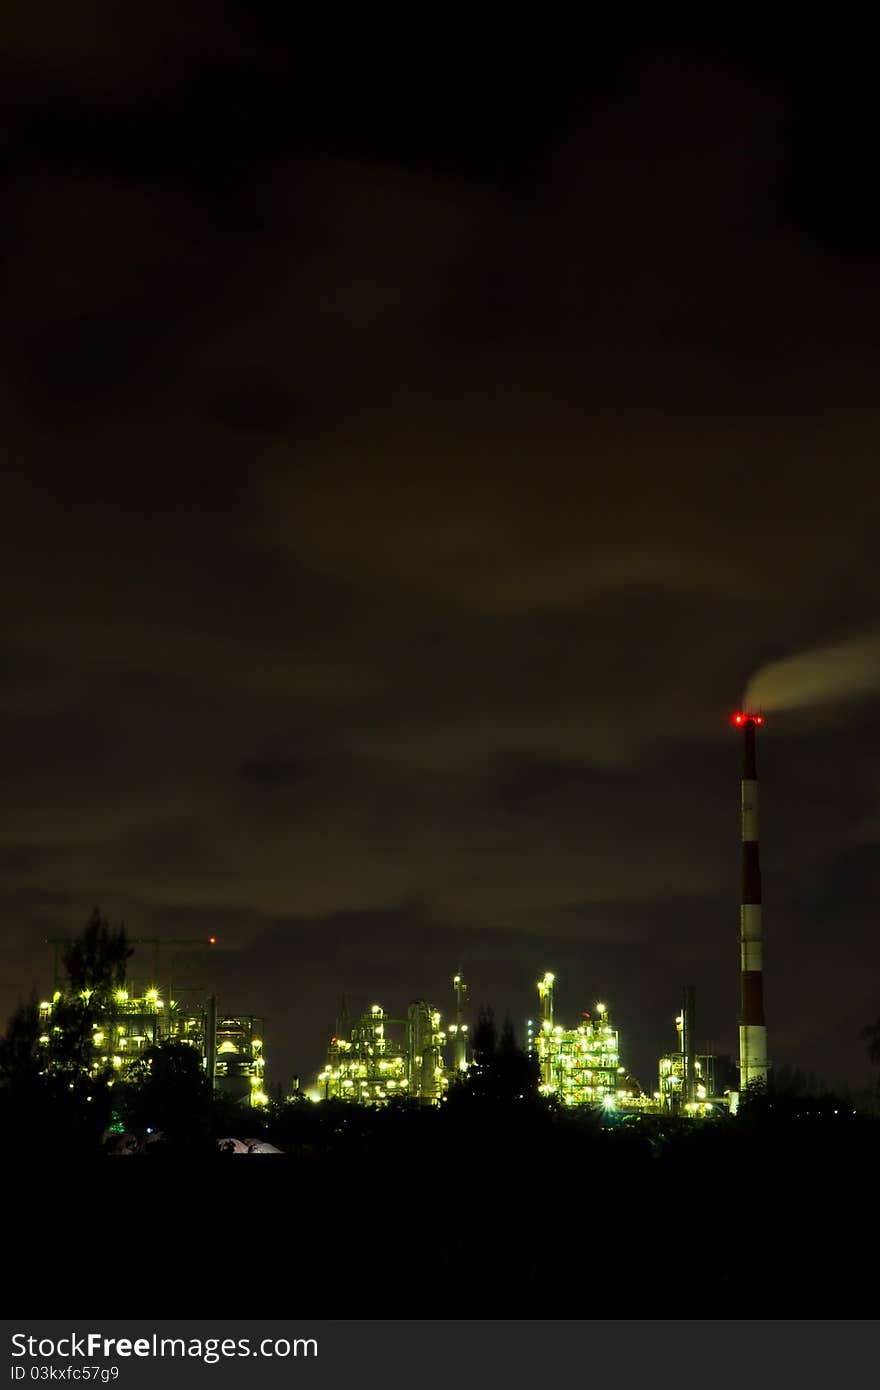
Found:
745,633 -> 880,712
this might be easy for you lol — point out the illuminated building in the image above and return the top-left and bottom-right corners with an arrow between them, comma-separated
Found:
531,974 -> 645,1109
656,990 -> 730,1115
38,983 -> 204,1068
318,1004 -> 409,1103
317,995 -> 457,1105
657,1048 -> 719,1114
214,1014 -> 267,1106
37,980 -> 269,1108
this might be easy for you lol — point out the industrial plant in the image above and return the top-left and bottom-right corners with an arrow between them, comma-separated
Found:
316,975 -> 469,1104
31,712 -> 769,1118
38,940 -> 268,1109
310,968 -> 737,1114
308,712 -> 768,1115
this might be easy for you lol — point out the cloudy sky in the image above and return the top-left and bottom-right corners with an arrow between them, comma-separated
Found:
2,15 -> 879,1090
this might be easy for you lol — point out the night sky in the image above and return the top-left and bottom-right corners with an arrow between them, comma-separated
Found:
3,16 -> 879,1094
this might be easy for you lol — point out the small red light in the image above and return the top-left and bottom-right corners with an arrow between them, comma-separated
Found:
755,715 -> 764,725
733,713 -> 743,725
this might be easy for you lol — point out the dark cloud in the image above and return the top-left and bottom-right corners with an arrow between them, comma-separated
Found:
1,22 -> 879,1093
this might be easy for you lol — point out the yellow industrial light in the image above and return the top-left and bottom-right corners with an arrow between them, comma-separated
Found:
115,990 -> 128,1003
39,1001 -> 51,1012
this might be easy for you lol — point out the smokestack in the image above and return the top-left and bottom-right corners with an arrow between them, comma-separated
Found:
733,711 -> 768,1090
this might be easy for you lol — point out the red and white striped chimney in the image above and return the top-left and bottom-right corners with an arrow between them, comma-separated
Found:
733,711 -> 768,1090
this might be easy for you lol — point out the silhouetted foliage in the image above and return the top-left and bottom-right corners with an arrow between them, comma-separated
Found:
0,911 -> 132,1152
451,1010 -> 541,1107
471,1005 -> 496,1067
863,1016 -> 880,1072
0,990 -> 113,1153
770,1064 -> 828,1097
120,1040 -> 214,1151
62,906 -> 132,998
0,995 -> 42,1091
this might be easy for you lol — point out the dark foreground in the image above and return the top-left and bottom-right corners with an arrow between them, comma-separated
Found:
6,1098 -> 880,1316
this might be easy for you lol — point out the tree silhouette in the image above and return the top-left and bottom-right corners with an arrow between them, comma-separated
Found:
0,995 -> 42,1091
452,1008 -> 540,1105
471,1005 -> 497,1068
0,910 -> 133,1151
121,1039 -> 214,1150
62,906 -> 132,998
863,1016 -> 880,1097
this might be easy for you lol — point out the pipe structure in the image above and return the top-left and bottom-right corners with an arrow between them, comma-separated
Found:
536,972 -> 556,1089
537,971 -> 555,1029
682,985 -> 696,1106
452,973 -> 468,1071
733,711 -> 768,1090
205,993 -> 217,1089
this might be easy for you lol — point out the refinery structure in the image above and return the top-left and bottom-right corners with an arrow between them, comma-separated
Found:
312,968 -> 734,1114
37,940 -> 268,1108
317,979 -> 469,1104
31,711 -> 768,1118
312,713 -> 767,1114
527,973 -> 632,1108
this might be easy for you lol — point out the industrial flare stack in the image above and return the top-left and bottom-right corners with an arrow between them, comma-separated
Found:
733,711 -> 768,1091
